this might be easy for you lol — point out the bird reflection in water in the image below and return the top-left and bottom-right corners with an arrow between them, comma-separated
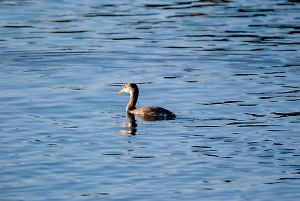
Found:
118,113 -> 138,136
118,111 -> 175,136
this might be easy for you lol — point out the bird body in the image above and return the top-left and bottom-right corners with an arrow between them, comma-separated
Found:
117,83 -> 176,120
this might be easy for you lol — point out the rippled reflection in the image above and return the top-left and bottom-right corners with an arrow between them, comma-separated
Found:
117,113 -> 138,136
117,111 -> 177,136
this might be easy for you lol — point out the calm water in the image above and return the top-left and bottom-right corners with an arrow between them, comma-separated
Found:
1,0 -> 300,200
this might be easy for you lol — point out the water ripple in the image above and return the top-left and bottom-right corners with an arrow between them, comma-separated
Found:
1,0 -> 299,200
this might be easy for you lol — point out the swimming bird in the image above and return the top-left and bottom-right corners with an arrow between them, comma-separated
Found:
117,83 -> 176,120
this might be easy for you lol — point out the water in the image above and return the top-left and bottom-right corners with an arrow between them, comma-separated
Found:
1,0 -> 300,200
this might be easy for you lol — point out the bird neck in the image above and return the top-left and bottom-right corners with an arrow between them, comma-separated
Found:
126,89 -> 139,111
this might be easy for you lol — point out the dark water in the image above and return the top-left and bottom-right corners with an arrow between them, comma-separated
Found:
1,0 -> 300,200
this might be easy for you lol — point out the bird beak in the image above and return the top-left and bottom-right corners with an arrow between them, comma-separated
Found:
117,87 -> 125,94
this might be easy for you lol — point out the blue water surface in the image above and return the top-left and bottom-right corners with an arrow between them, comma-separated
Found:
1,0 -> 300,200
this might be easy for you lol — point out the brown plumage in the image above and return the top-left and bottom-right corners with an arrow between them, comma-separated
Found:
117,83 -> 176,120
